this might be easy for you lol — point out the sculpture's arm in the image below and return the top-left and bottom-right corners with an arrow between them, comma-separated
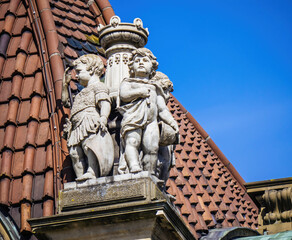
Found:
120,81 -> 149,103
157,95 -> 179,133
98,100 -> 111,131
62,67 -> 71,108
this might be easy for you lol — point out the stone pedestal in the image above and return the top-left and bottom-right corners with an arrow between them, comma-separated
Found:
29,172 -> 195,240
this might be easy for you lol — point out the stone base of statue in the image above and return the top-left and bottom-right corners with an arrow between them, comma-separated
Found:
28,172 -> 195,240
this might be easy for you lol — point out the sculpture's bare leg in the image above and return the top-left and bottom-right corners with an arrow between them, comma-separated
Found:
80,140 -> 98,180
142,121 -> 159,175
69,146 -> 87,180
124,129 -> 142,173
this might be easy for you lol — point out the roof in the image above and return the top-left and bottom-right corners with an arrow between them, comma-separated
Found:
0,0 -> 258,239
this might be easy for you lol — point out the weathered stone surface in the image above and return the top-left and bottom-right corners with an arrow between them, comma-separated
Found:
29,174 -> 195,240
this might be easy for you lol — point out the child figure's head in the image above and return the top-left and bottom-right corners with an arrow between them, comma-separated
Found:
73,54 -> 104,86
152,71 -> 173,102
129,48 -> 158,79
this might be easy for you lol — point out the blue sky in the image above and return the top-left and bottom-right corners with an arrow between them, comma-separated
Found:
110,0 -> 292,182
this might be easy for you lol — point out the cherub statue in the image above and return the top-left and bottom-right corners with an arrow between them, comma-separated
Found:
62,54 -> 114,181
118,48 -> 179,176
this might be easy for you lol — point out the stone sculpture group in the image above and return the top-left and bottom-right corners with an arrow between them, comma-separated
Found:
61,17 -> 179,186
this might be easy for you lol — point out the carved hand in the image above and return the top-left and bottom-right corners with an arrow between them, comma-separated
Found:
171,121 -> 179,133
140,88 -> 150,98
99,116 -> 108,132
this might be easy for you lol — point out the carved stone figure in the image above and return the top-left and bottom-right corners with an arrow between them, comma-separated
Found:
118,48 -> 179,176
62,54 -> 114,181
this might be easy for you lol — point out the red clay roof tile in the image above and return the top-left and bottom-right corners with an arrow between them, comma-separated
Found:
23,146 -> 35,174
0,177 -> 11,205
20,77 -> 35,99
33,147 -> 47,173
9,177 -> 22,204
17,100 -> 30,123
12,16 -> 26,36
24,54 -> 41,75
11,151 -> 24,177
4,124 -> 16,149
14,125 -> 27,149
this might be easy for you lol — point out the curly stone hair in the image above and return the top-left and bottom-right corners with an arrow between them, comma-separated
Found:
128,48 -> 159,78
73,54 -> 104,77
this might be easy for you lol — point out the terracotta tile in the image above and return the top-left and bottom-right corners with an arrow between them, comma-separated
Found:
43,198 -> 54,216
32,71 -> 44,96
33,147 -> 46,173
64,45 -> 78,59
19,31 -> 32,53
2,58 -> 16,79
66,11 -> 81,23
81,15 -> 96,27
45,144 -> 53,169
63,18 -> 77,30
11,151 -> 24,177
35,121 -> 50,146
71,5 -> 85,16
95,15 -> 106,26
17,100 -> 30,123
0,177 -> 10,205
6,36 -> 21,57
0,103 -> 8,126
52,14 -> 63,26
7,99 -> 19,123
14,125 -> 27,149
9,177 -> 23,204
29,95 -> 42,120
12,16 -> 26,35
101,7 -> 114,24
39,98 -> 49,120
22,173 -> 33,201
20,77 -> 34,99
57,25 -> 72,37
0,3 -> 9,19
77,22 -> 92,34
72,29 -> 87,42
32,174 -> 45,201
15,52 -> 27,73
53,0 -> 70,11
11,74 -> 23,99
24,54 -> 40,75
1,150 -> 13,177
3,14 -> 15,33
0,128 -> 4,150
88,2 -> 102,17
16,2 -> 26,16
26,120 -> 38,146
4,124 -> 16,149
58,34 -> 67,45
28,38 -> 38,54
43,170 -> 53,198
20,202 -> 31,232
23,146 -> 35,173
51,7 -> 66,18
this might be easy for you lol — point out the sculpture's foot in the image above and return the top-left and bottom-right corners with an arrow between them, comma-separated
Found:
129,165 -> 142,173
76,172 -> 96,181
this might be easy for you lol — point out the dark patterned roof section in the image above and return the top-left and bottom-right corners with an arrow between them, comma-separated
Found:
166,94 -> 258,239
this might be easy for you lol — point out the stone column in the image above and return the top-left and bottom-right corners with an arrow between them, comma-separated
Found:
98,16 -> 149,100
